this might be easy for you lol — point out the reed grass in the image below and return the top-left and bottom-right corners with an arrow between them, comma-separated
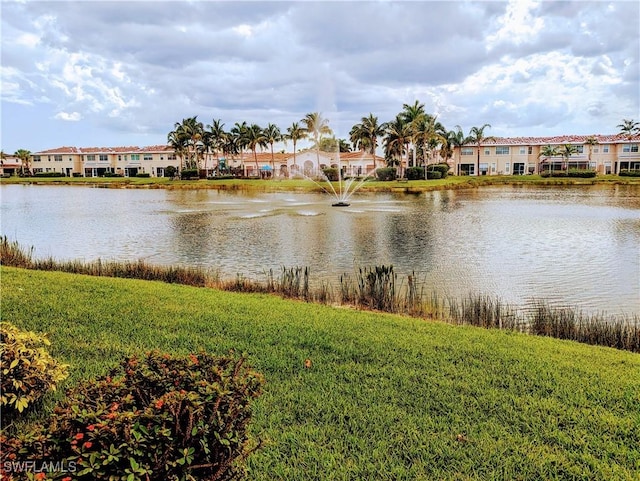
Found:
2,237 -> 638,352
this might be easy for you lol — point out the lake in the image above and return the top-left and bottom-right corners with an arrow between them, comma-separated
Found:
1,183 -> 638,316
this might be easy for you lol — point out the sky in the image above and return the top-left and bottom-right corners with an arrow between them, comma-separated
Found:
1,0 -> 639,154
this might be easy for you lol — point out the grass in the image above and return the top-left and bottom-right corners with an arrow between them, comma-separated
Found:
2,174 -> 639,192
2,266 -> 640,480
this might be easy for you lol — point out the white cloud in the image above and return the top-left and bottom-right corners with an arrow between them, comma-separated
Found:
54,111 -> 81,121
0,0 -> 638,152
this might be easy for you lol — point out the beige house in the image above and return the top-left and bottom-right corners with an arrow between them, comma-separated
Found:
450,134 -> 640,176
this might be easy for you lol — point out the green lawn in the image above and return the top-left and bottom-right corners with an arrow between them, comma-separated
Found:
2,174 -> 639,193
2,267 -> 639,480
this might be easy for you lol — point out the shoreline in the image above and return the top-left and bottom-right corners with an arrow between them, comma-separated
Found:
2,174 -> 640,193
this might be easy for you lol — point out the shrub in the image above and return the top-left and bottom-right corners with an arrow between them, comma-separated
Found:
567,169 -> 597,178
135,173 -> 151,178
540,170 -> 568,178
18,351 -> 264,480
619,169 -> 640,177
33,172 -> 66,178
406,167 -> 424,180
103,172 -> 124,177
322,167 -> 339,181
180,169 -> 200,180
0,322 -> 69,422
428,163 -> 449,178
426,170 -> 442,180
376,167 -> 396,181
164,165 -> 177,178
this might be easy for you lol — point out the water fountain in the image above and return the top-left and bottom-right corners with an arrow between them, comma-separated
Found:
296,151 -> 378,207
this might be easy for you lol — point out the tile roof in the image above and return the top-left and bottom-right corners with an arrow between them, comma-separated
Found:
484,133 -> 640,145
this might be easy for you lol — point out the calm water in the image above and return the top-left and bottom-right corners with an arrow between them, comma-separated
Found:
1,184 -> 639,316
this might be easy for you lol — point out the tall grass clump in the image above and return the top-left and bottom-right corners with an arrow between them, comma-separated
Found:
530,301 -> 640,352
447,294 -> 521,330
0,237 -> 208,287
354,265 -> 397,311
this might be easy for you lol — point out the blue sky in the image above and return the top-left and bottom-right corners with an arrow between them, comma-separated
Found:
1,0 -> 639,154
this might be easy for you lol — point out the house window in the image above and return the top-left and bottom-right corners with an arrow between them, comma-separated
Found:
519,147 -> 526,155
622,144 -> 639,153
86,155 -> 95,161
54,155 -> 62,162
33,156 -> 41,162
131,154 -> 140,161
168,154 -> 176,161
496,146 -> 510,155
143,154 -> 153,161
491,163 -> 496,173
528,146 -> 533,155
576,145 -> 584,154
484,148 -> 490,155
118,155 -> 122,161
505,162 -> 510,174
603,146 -> 609,153
461,148 -> 474,155
593,147 -> 599,153
99,154 -> 108,161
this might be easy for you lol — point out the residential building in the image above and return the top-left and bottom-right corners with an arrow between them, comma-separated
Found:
24,133 -> 640,178
450,134 -> 640,176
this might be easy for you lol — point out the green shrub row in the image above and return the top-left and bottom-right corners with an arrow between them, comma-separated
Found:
33,172 -> 66,178
180,169 -> 200,180
541,169 -> 597,178
619,169 -> 640,177
404,164 -> 449,180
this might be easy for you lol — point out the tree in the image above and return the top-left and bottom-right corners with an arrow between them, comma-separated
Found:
349,113 -> 385,169
448,126 -> 471,175
559,144 -> 578,172
400,101 -> 425,171
617,119 -> 640,138
244,124 -> 268,174
301,112 -> 332,173
205,119 -> 227,172
15,149 -> 31,176
584,136 -> 598,164
263,123 -> 282,174
538,145 -> 559,173
383,115 -> 412,175
285,122 -> 306,173
230,122 -> 249,171
413,114 -> 447,167
467,124 -> 492,176
168,116 -> 204,170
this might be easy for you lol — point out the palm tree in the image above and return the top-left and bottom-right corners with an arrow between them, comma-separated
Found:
559,144 -> 579,172
301,112 -> 332,174
231,121 -> 249,173
383,115 -> 412,176
286,122 -> 306,174
448,126 -> 471,175
617,119 -> 640,138
538,145 -> 559,173
467,124 -> 492,176
584,136 -> 598,166
350,113 -> 386,169
15,149 -> 31,176
263,123 -> 282,174
400,101 -> 425,171
244,124 -> 268,175
168,116 -> 204,171
206,119 -> 227,172
413,114 -> 447,168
